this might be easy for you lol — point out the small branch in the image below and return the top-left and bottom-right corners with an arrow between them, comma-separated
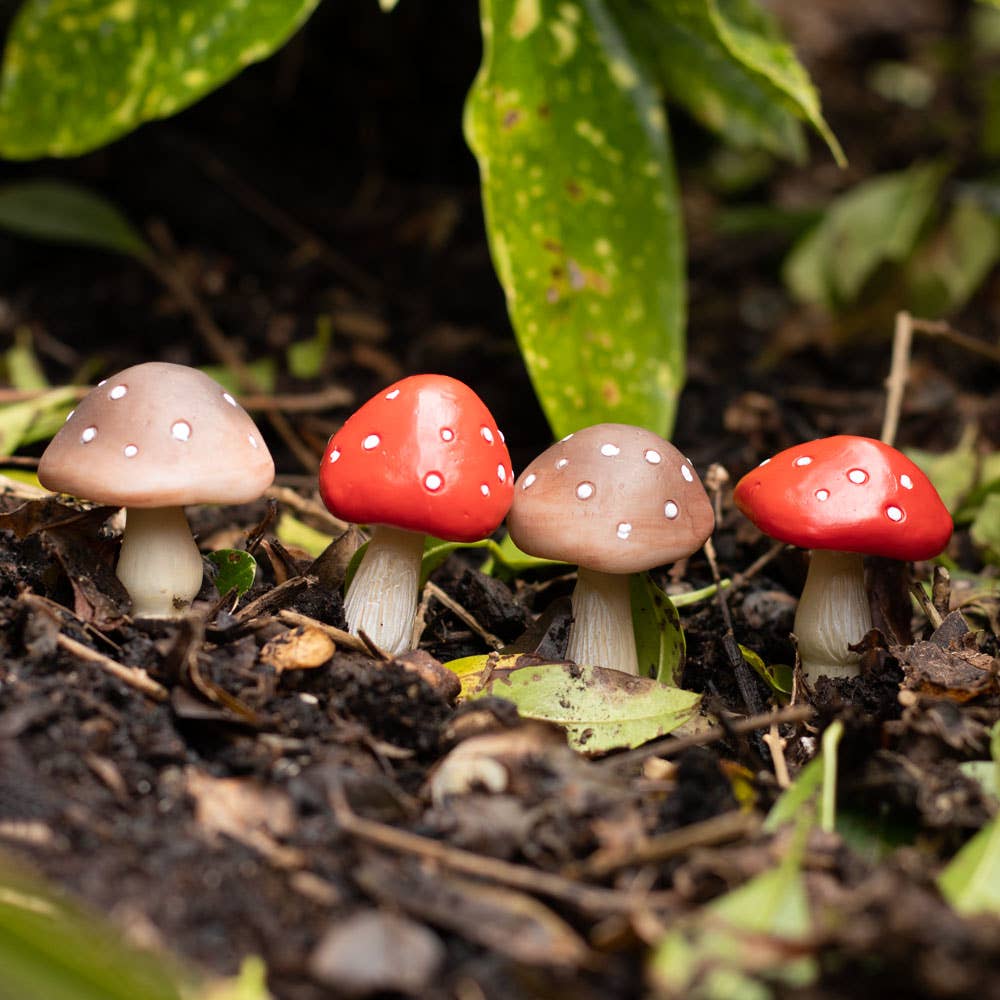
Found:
330,788 -> 673,916
910,580 -> 943,631
56,634 -> 168,702
277,609 -> 369,654
931,565 -> 951,621
424,580 -> 504,650
731,540 -> 787,591
880,310 -> 913,447
911,316 -> 1000,366
763,722 -> 791,788
568,810 -> 758,879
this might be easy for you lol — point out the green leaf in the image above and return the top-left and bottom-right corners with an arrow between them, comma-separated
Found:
784,161 -> 949,310
650,832 -> 816,996
206,549 -> 257,599
906,195 -> 1000,317
0,387 -> 78,454
905,425 -> 979,516
763,720 -> 843,834
286,316 -> 331,380
201,359 -> 277,397
609,0 -> 805,163
630,572 -> 685,684
958,761 -> 1000,802
275,512 -> 334,559
0,0 -> 322,159
455,656 -> 700,752
481,530 -> 564,577
739,643 -> 792,697
199,957 -> 272,1000
939,816 -> 1000,916
465,0 -> 685,438
5,329 -> 48,390
0,860 -> 187,1000
970,492 -> 1000,564
0,181 -> 149,259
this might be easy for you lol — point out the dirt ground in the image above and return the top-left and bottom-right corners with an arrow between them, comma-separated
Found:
1,1 -> 999,997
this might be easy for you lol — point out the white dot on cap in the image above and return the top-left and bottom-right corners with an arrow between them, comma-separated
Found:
499,430 -> 506,443
681,464 -> 694,482
576,481 -> 595,500
497,465 -> 506,483
522,473 -> 537,490
65,409 -> 75,422
644,449 -> 661,465
424,472 -> 443,492
440,427 -> 455,442
561,433 -> 574,442
759,457 -> 770,466
481,427 -> 494,444
556,458 -> 569,470
171,420 -> 191,441
81,426 -> 97,443
248,434 -> 258,449
97,379 -> 107,387
329,448 -> 341,463
616,522 -> 632,540
481,484 -> 490,497
362,434 -> 380,451
222,392 -> 237,407
815,489 -> 830,501
886,505 -> 904,522
794,456 -> 812,467
600,443 -> 620,457
664,501 -> 679,519
848,469 -> 868,485
123,444 -> 138,458
900,474 -> 913,490
109,384 -> 127,400
385,388 -> 400,399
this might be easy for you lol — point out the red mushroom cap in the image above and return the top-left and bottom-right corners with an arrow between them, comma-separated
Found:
733,435 -> 952,560
319,374 -> 514,542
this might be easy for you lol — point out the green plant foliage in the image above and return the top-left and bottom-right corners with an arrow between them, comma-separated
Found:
970,492 -> 1000,564
784,160 -> 949,310
286,316 -> 332,380
276,512 -> 333,558
447,654 -> 700,751
739,643 -> 791,698
613,0 -> 842,165
465,0 -> 685,439
939,816 -> 1000,916
649,830 -> 816,998
0,180 -> 149,258
630,571 -> 685,684
0,387 -> 78,454
4,328 -> 48,390
0,0 -> 321,159
206,549 -> 257,600
0,860 -> 187,1000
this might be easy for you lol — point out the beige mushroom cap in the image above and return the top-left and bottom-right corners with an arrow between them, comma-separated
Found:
508,423 -> 714,574
38,362 -> 275,507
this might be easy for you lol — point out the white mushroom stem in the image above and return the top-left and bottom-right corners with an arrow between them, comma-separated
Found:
343,524 -> 425,656
566,567 -> 638,675
116,506 -> 205,619
794,549 -> 872,682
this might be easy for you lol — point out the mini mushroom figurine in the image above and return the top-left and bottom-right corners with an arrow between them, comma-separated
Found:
319,374 -> 514,655
733,435 -> 952,681
507,424 -> 714,675
38,362 -> 274,618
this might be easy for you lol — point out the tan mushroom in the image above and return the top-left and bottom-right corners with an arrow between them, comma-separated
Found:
507,423 -> 714,675
39,362 -> 274,618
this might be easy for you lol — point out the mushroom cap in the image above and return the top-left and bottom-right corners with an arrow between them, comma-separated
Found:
319,374 -> 514,542
733,435 -> 952,560
507,423 -> 714,574
38,362 -> 274,507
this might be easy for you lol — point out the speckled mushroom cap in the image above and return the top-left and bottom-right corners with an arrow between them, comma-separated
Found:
38,362 -> 274,507
507,423 -> 714,574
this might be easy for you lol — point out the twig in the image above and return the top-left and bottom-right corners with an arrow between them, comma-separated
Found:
599,704 -> 816,771
330,788 -> 674,916
931,565 -> 951,620
56,634 -> 168,702
232,575 -> 317,624
424,580 -> 504,650
910,580 -> 943,631
763,722 -> 790,788
881,311 -> 913,447
731,540 -> 787,590
911,316 -> 1000,366
277,609 -> 369,654
568,810 -> 758,879
234,386 -> 354,413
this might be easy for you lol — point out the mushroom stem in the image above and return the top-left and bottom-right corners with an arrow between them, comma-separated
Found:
344,524 -> 425,655
794,549 -> 872,681
116,506 -> 205,619
567,567 -> 638,675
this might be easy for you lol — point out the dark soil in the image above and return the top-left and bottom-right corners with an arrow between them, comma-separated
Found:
2,1 -> 999,998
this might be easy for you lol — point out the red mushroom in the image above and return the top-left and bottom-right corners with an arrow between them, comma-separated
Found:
319,374 -> 514,654
734,435 -> 952,681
